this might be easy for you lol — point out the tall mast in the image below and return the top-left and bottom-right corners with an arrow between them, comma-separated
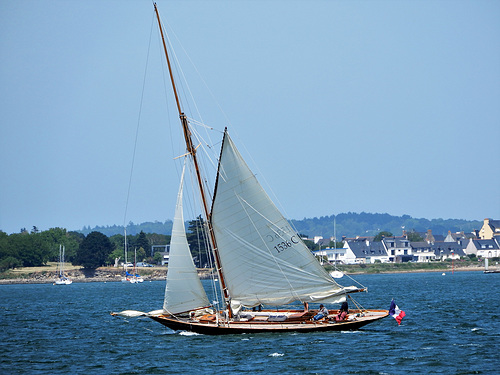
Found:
153,3 -> 231,315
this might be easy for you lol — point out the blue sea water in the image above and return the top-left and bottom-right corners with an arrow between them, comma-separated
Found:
1,271 -> 498,374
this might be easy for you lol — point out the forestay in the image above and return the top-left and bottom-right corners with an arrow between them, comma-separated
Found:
163,160 -> 210,314
211,131 -> 358,308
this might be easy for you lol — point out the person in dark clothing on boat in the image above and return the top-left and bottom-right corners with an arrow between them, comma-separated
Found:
335,301 -> 349,322
340,301 -> 348,313
252,304 -> 263,312
313,304 -> 328,321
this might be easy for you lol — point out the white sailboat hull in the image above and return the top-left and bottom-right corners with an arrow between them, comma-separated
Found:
54,278 -> 72,285
54,245 -> 72,285
122,276 -> 144,283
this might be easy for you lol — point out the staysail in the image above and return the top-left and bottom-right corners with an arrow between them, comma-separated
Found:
211,131 -> 358,308
163,160 -> 210,314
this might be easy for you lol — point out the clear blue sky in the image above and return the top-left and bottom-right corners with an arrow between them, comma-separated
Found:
1,0 -> 499,235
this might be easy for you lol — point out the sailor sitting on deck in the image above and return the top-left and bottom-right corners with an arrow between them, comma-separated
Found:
335,301 -> 349,322
313,304 -> 329,321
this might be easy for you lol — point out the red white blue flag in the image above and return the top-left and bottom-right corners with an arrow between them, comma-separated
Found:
389,299 -> 406,325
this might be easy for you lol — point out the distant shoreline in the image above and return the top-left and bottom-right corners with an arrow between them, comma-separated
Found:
0,265 -> 491,285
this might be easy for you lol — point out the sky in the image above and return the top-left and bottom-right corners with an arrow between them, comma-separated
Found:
1,0 -> 499,235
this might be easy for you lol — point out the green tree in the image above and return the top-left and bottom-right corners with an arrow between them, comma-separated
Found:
66,231 -> 85,262
407,231 -> 424,242
135,231 -> 150,257
0,256 -> 23,271
40,227 -> 81,263
0,231 -> 22,270
186,216 -> 211,267
328,240 -> 344,249
109,234 -> 125,257
303,239 -> 318,252
7,232 -> 51,266
74,231 -> 114,269
108,247 -> 124,266
127,246 -> 147,264
153,251 -> 163,265
0,231 -> 9,260
373,231 -> 393,242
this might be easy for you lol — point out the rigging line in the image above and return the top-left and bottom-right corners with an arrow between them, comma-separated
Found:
234,194 -> 303,303
153,9 -> 190,184
184,161 -> 222,310
186,175 -> 226,313
187,117 -> 215,131
237,194 -> 341,297
228,132 -> 298,239
343,272 -> 366,290
189,125 -> 221,186
186,163 -> 220,308
161,17 -> 227,148
156,16 -> 214,191
123,12 -> 156,228
347,294 -> 366,311
154,19 -> 180,181
155,10 -> 222,202
161,19 -> 197,123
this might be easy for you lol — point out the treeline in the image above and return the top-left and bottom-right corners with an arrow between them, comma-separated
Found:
0,227 -> 171,271
0,217 -> 213,272
80,221 -> 173,237
79,213 -> 482,239
1,213 -> 482,271
290,212 -> 482,239
0,227 -> 84,271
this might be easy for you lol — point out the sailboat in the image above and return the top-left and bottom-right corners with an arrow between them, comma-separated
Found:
54,245 -> 72,285
122,231 -> 144,283
112,3 -> 388,333
132,248 -> 144,283
484,258 -> 500,274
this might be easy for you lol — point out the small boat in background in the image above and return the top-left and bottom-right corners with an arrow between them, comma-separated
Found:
484,258 -> 500,274
121,231 -> 144,283
54,245 -> 72,285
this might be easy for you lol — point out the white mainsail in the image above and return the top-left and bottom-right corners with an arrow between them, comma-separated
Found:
211,131 -> 357,307
163,160 -> 210,314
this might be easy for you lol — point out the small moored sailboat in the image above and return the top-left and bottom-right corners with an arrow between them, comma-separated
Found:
122,231 -> 144,283
54,245 -> 72,285
112,3 -> 388,334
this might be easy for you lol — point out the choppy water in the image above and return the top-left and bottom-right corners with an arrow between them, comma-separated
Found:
1,271 -> 498,374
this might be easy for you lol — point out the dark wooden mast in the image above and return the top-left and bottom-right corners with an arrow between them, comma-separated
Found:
153,3 -> 232,317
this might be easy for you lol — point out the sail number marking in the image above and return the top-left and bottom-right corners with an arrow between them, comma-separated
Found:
273,236 -> 299,253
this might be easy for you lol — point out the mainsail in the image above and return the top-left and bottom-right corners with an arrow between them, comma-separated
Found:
211,131 -> 358,308
163,160 -> 210,314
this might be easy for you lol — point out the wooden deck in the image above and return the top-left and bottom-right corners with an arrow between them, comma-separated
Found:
149,309 -> 389,335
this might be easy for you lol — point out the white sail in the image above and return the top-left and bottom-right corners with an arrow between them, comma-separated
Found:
163,160 -> 210,314
211,131 -> 357,307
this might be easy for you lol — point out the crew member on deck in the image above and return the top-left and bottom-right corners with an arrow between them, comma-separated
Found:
335,301 -> 349,322
313,304 -> 328,321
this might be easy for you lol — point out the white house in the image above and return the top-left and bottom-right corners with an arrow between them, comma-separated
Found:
382,237 -> 412,262
410,242 -> 436,262
465,238 -> 500,258
313,248 -> 348,264
343,239 -> 390,264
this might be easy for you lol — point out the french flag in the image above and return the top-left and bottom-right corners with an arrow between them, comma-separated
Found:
389,299 -> 406,325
